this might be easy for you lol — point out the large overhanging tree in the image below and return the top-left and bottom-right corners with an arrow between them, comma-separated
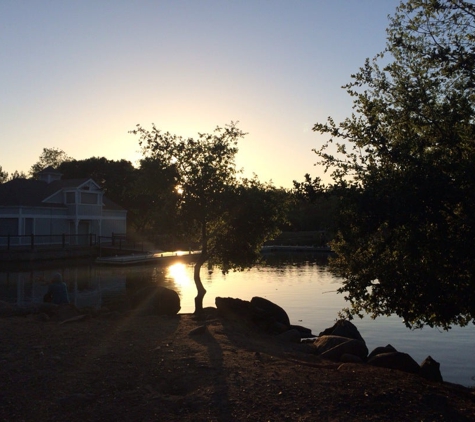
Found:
313,0 -> 475,329
131,122 -> 288,313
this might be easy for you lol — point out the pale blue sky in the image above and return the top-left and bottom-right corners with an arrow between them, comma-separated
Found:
1,1 -> 400,187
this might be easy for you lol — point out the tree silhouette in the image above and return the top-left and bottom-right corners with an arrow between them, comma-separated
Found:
132,122 -> 288,313
313,0 -> 475,329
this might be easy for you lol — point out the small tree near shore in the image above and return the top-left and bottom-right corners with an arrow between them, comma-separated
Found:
131,122 -> 289,313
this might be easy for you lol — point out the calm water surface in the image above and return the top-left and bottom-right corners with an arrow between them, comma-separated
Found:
1,253 -> 474,387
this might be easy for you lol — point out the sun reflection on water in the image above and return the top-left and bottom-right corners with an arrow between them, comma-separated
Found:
167,263 -> 192,288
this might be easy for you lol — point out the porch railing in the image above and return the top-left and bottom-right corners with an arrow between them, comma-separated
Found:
0,233 -> 142,253
0,233 -> 97,250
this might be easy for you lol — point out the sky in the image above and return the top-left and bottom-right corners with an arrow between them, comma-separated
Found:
1,0 -> 401,188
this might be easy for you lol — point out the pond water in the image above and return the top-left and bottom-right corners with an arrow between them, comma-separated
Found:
1,252 -> 474,387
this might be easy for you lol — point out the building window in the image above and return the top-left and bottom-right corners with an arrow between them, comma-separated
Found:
81,192 -> 97,204
66,192 -> 75,204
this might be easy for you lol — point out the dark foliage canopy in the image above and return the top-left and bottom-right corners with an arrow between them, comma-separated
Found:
59,157 -> 136,208
313,0 -> 475,329
30,147 -> 71,178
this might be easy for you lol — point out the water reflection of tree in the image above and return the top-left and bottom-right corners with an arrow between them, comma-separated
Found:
124,265 -> 184,294
126,266 -> 163,294
261,252 -> 330,268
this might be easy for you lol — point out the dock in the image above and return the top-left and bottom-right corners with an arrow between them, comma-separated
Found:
95,250 -> 201,266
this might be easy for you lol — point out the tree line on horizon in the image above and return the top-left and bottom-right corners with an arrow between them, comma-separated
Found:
2,0 -> 474,328
0,146 -> 338,241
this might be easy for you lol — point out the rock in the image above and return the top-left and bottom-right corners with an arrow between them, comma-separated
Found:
215,296 -> 311,340
265,321 -> 288,334
216,296 -> 295,335
276,329 -> 302,343
313,335 -> 353,354
368,351 -> 420,374
131,285 -> 181,316
250,297 -> 290,326
320,338 -> 368,361
314,328 -> 369,362
215,297 -> 252,319
420,355 -> 443,382
368,344 -> 397,360
290,324 -> 315,338
319,320 -> 365,343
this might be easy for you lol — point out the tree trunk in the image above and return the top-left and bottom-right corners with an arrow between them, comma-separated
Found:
193,220 -> 208,314
193,255 -> 207,314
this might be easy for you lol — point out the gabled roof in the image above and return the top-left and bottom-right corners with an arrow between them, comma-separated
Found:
0,178 -> 63,207
0,177 -> 123,210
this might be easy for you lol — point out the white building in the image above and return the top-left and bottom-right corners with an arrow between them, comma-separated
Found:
0,167 -> 126,247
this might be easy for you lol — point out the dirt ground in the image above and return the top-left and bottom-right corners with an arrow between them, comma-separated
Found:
1,309 -> 475,422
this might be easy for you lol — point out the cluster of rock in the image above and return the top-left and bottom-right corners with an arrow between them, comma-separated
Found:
215,296 -> 313,341
314,319 -> 443,382
214,296 -> 443,383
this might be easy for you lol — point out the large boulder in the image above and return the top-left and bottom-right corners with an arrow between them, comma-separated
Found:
290,324 -> 314,338
368,344 -> 397,360
319,320 -> 365,343
131,285 -> 180,316
250,297 -> 290,326
215,296 -> 305,336
313,320 -> 367,361
321,339 -> 368,361
313,335 -> 368,361
420,355 -> 443,382
215,297 -> 252,320
367,351 -> 420,374
276,329 -> 302,343
313,335 -> 351,354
